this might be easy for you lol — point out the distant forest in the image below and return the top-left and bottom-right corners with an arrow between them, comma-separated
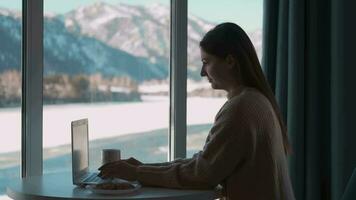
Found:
0,70 -> 141,107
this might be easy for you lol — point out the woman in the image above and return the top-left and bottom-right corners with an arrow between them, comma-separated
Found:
98,22 -> 295,200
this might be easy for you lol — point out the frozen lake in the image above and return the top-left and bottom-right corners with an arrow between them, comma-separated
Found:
0,96 -> 226,153
0,96 -> 227,198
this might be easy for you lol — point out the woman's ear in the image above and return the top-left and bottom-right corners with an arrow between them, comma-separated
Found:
225,54 -> 236,69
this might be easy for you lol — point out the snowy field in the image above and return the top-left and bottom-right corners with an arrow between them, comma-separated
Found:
0,95 -> 226,153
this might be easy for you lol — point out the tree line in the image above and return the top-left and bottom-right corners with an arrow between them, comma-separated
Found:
0,70 -> 141,107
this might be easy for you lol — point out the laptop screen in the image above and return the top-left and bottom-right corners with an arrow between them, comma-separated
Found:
71,118 -> 89,183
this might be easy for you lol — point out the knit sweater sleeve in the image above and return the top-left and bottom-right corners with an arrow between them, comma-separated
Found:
143,158 -> 193,166
136,99 -> 257,189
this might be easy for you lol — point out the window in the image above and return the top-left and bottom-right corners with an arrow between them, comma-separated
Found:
186,0 -> 263,156
1,1 -> 263,196
0,1 -> 22,198
43,0 -> 170,174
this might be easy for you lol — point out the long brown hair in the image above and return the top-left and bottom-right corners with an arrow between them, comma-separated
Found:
200,22 -> 292,155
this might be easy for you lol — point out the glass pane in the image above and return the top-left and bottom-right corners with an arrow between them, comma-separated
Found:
187,0 -> 263,156
43,0 -> 170,174
0,1 -> 22,199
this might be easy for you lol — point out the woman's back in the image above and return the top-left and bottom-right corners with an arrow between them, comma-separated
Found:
212,87 -> 295,200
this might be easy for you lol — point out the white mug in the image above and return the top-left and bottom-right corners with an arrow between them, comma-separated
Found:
101,149 -> 121,165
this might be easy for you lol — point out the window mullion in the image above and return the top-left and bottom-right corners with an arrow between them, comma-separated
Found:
21,0 -> 43,177
169,0 -> 188,161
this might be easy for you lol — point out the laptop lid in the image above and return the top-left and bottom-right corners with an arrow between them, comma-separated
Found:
71,118 -> 90,185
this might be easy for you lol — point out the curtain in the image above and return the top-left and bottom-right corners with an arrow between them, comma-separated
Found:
262,0 -> 356,199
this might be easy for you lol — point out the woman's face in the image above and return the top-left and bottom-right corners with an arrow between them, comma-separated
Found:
200,48 -> 235,90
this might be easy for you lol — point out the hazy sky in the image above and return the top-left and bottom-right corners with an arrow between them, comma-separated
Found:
0,0 -> 263,31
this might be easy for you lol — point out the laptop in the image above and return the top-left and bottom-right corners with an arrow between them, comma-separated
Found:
71,118 -> 104,186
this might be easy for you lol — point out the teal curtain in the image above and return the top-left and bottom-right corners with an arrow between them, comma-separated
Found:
262,0 -> 356,199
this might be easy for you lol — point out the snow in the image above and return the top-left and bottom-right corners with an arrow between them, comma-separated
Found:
188,14 -> 215,32
110,86 -> 131,93
75,2 -> 144,28
91,12 -> 120,28
89,4 -> 137,28
138,84 -> 169,93
188,24 -> 204,41
0,8 -> 21,18
44,11 -> 57,18
64,18 -> 74,27
0,195 -> 11,200
0,96 -> 226,153
115,3 -> 142,17
0,8 -> 11,16
146,3 -> 169,24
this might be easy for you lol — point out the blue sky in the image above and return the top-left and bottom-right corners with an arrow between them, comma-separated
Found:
0,0 -> 263,31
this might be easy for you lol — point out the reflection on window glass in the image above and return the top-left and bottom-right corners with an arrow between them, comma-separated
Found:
43,0 -> 170,174
0,1 -> 22,198
187,0 -> 263,156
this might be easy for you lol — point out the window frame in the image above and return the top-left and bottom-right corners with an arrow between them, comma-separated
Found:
169,0 -> 187,161
22,0 -> 188,176
21,0 -> 43,177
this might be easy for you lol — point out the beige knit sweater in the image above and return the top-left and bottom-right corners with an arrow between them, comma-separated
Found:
136,87 -> 295,200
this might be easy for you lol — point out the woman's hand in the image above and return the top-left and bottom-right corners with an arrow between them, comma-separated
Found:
125,157 -> 143,166
98,158 -> 142,181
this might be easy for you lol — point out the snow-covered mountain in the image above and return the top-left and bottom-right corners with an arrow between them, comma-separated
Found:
63,2 -> 262,68
64,2 -> 217,70
0,10 -> 168,81
44,16 -> 168,80
0,2 -> 262,81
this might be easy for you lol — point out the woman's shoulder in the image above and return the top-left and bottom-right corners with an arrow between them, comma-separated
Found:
224,87 -> 275,120
228,87 -> 270,109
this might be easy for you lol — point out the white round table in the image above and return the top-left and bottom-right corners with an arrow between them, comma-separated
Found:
6,172 -> 218,200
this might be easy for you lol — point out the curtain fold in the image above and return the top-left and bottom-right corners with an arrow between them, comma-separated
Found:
262,0 -> 356,199
330,0 -> 356,199
286,0 -> 306,199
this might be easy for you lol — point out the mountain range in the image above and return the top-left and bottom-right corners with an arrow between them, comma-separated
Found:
0,2 -> 262,82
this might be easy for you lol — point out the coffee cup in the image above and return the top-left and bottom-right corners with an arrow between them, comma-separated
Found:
101,149 -> 121,165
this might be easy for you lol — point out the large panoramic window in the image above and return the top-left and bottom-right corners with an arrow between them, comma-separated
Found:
0,2 -> 263,197
0,1 -> 22,198
186,0 -> 263,156
43,0 -> 170,174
